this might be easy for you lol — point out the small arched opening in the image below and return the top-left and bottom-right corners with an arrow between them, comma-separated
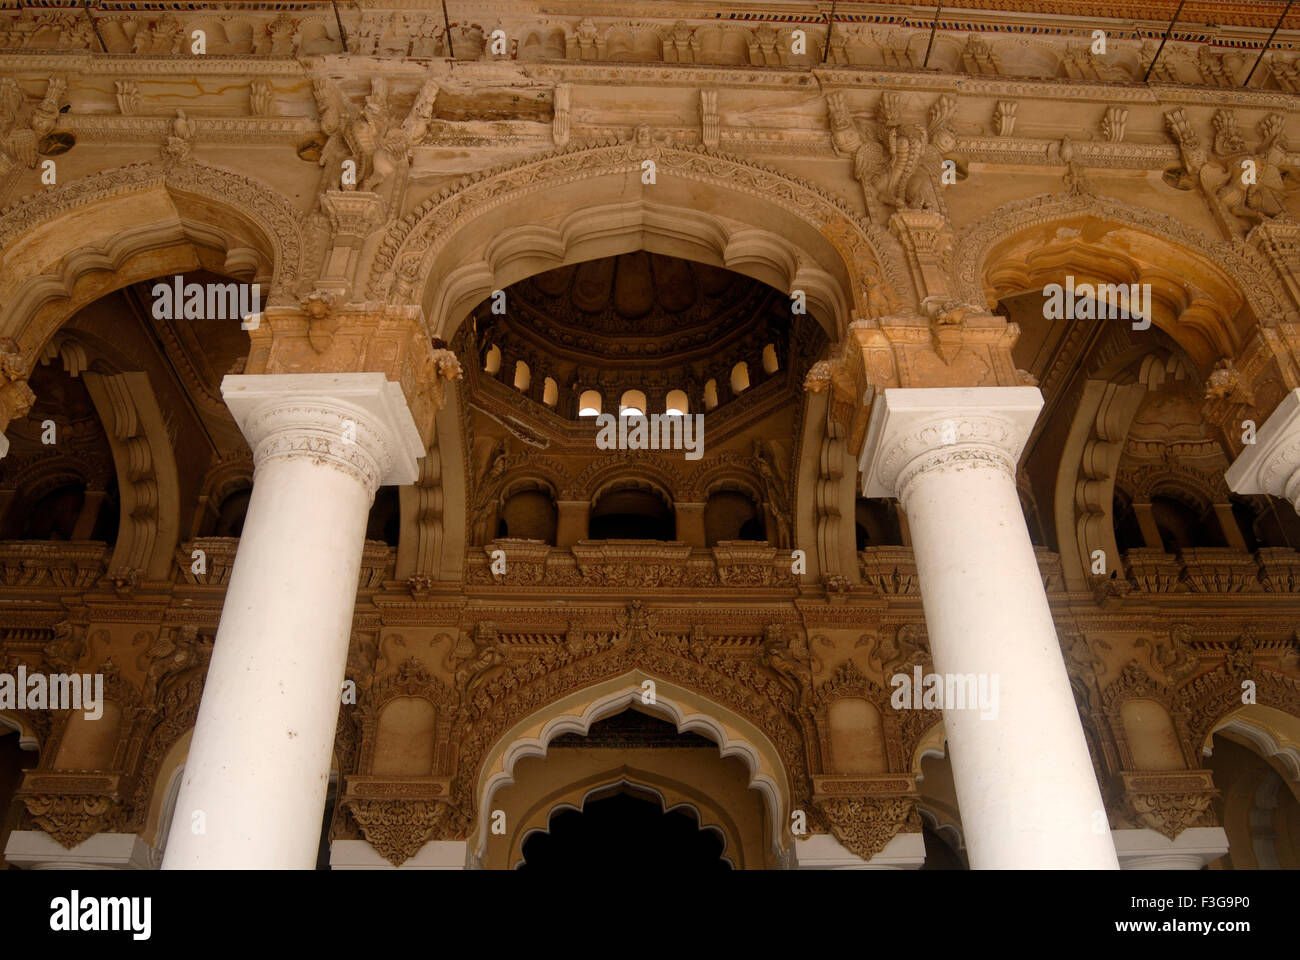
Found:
704,488 -> 766,545
619,389 -> 647,417
497,485 -> 559,545
589,485 -> 675,541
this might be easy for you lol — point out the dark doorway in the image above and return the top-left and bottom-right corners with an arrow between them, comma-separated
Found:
519,791 -> 731,871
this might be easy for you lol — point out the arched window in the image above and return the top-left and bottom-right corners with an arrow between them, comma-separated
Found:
578,390 -> 602,417
483,344 -> 501,375
619,389 -> 647,416
513,360 -> 531,392
761,343 -> 779,374
542,377 -> 559,407
730,362 -> 750,395
664,389 -> 689,415
703,379 -> 719,411
704,490 -> 765,545
589,487 -> 675,541
498,488 -> 558,545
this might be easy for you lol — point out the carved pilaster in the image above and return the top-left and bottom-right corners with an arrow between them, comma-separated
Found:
316,191 -> 386,299
889,209 -> 955,302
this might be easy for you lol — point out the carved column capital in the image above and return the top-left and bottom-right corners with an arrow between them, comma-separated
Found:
1226,388 -> 1300,512
859,386 -> 1042,508
222,373 -> 425,497
243,303 -> 461,447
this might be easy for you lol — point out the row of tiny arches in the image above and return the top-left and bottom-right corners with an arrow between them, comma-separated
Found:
482,344 -> 782,417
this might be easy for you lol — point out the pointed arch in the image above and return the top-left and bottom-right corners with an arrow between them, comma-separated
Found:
955,191 -> 1287,372
0,160 -> 304,370
474,673 -> 793,860
368,142 -> 905,342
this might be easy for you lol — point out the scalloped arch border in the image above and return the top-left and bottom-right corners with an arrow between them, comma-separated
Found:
511,778 -> 738,870
954,191 -> 1291,326
475,674 -> 790,859
367,141 -> 902,319
0,160 -> 304,322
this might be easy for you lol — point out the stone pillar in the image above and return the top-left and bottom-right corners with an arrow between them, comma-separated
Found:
1133,502 -> 1163,549
860,387 -> 1118,869
1226,388 -> 1300,512
555,500 -> 588,547
162,373 -> 423,869
675,502 -> 707,547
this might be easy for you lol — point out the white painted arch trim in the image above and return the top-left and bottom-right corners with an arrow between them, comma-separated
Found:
511,777 -> 736,870
0,711 -> 40,751
475,670 -> 790,858
1204,711 -> 1300,785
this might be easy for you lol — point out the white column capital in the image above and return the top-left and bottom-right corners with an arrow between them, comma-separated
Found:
1226,387 -> 1300,512
222,372 -> 425,495
859,386 -> 1043,502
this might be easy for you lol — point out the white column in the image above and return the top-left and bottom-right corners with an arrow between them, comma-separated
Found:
860,387 -> 1118,869
1226,388 -> 1300,512
162,373 -> 423,869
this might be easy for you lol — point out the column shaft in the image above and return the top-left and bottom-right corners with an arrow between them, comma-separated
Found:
862,387 -> 1118,869
162,373 -> 422,869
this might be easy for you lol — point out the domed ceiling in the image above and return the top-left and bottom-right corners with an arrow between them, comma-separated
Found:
479,251 -> 792,368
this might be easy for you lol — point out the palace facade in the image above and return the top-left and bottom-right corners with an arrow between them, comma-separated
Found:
1,0 -> 1299,871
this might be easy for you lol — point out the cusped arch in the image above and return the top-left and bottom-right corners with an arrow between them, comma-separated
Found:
0,161 -> 304,366
955,192 -> 1290,370
1202,704 -> 1300,788
513,778 -> 739,870
475,674 -> 793,859
369,142 -> 905,341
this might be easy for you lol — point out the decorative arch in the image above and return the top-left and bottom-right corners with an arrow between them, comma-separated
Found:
1202,705 -> 1300,790
684,451 -> 769,503
512,777 -> 740,870
368,141 -> 904,341
955,192 -> 1289,371
0,711 -> 41,752
568,454 -> 685,506
1180,649 -> 1300,766
0,160 -> 304,371
474,675 -> 793,860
